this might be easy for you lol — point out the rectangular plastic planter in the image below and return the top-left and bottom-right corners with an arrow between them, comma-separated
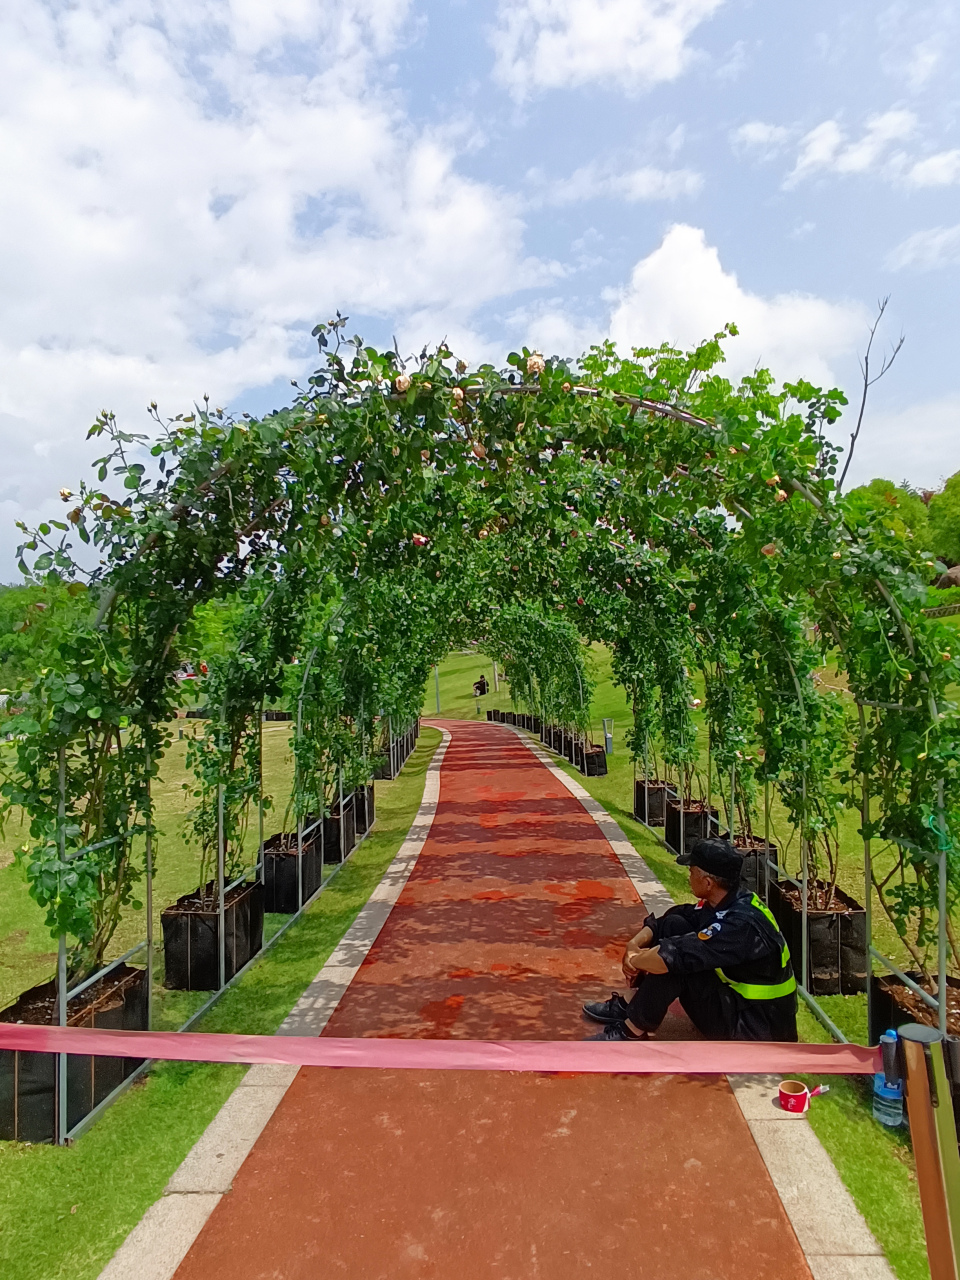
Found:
161,879 -> 264,992
633,779 -> 677,827
262,833 -> 322,913
0,964 -> 147,1143
768,879 -> 866,996
664,800 -> 719,856
732,838 -> 777,898
354,784 -> 376,836
581,746 -> 607,777
324,795 -> 357,862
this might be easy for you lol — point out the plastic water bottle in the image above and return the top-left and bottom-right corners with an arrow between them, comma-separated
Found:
872,1073 -> 903,1127
873,1031 -> 904,1128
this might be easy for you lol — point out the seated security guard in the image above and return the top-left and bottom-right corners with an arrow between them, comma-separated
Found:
584,837 -> 798,1042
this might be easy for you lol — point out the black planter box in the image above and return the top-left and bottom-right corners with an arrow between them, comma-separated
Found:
768,880 -> 866,996
0,964 -> 147,1143
262,709 -> 293,721
869,972 -> 960,1043
486,710 -> 495,722
562,733 -> 576,763
354,784 -> 375,836
633,780 -> 677,826
162,879 -> 264,991
324,795 -> 357,862
262,833 -> 321,913
733,839 -> 777,898
664,800 -> 719,856
581,746 -> 608,777
185,708 -> 209,719
532,717 -> 542,734
504,711 -> 515,725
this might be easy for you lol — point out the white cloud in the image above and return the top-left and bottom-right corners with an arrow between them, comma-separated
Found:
490,0 -> 723,100
607,224 -> 865,386
887,225 -> 960,271
534,163 -> 702,206
838,393 -> 960,493
905,149 -> 960,187
786,111 -> 917,186
0,0 -> 552,567
731,120 -> 790,160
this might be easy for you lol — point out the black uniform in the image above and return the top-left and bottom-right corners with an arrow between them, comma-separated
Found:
625,888 -> 798,1041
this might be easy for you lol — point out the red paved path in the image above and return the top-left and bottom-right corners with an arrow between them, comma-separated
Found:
174,721 -> 811,1279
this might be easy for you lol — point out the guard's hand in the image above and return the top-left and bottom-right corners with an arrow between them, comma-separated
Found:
629,946 -> 668,975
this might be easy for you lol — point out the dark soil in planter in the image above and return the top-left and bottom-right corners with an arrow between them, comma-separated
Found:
664,799 -> 718,856
0,963 -> 147,1143
870,972 -> 960,1041
733,837 -> 778,898
633,779 -> 676,826
162,879 -> 264,992
768,879 -> 866,995
262,833 -> 321,913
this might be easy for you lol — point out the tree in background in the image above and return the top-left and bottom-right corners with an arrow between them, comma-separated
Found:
846,478 -> 932,553
929,470 -> 960,566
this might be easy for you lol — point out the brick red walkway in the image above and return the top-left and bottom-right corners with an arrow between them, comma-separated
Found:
174,720 -> 811,1280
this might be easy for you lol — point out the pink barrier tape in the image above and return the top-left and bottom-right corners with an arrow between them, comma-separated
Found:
0,1023 -> 879,1076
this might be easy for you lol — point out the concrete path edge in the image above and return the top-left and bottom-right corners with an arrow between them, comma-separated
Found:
97,729 -> 452,1280
509,726 -> 895,1280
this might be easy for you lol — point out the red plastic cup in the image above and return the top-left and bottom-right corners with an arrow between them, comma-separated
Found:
779,1079 -> 810,1113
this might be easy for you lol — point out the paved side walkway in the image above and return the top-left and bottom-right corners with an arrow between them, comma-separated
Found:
172,721 -> 813,1279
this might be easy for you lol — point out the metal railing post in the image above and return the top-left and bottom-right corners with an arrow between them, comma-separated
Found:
57,746 -> 67,1145
145,747 -> 153,1033
217,777 -> 226,991
938,778 -> 949,1037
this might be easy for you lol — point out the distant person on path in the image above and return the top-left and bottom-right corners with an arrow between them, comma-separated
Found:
583,838 -> 798,1042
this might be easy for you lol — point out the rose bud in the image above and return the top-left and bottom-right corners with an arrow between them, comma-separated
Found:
395,374 -> 412,393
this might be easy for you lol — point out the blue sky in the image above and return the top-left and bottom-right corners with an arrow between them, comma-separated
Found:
1,1 -> 958,568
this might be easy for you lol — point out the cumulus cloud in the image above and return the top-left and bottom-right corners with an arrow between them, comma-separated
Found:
0,0 -> 552,567
887,224 -> 960,271
607,224 -> 865,386
776,110 -> 960,189
840,394 -> 960,493
785,111 -> 917,186
731,121 -> 790,160
490,0 -> 723,100
905,150 -> 960,187
532,163 -> 702,206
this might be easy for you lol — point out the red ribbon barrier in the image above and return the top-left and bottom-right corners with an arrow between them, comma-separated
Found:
0,1022 -> 879,1075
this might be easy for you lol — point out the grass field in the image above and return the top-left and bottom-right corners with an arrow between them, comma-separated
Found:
0,726 -> 442,1280
424,650 -> 930,1280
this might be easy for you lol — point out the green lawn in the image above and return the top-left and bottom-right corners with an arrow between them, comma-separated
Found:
0,721 -> 300,1013
0,727 -> 442,1280
426,651 -> 930,1280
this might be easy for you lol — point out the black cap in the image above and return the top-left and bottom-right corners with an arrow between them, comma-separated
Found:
676,837 -> 743,883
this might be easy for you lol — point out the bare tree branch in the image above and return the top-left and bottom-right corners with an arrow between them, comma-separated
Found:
837,296 -> 906,492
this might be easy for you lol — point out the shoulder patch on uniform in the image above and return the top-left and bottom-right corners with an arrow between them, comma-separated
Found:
697,921 -> 722,941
